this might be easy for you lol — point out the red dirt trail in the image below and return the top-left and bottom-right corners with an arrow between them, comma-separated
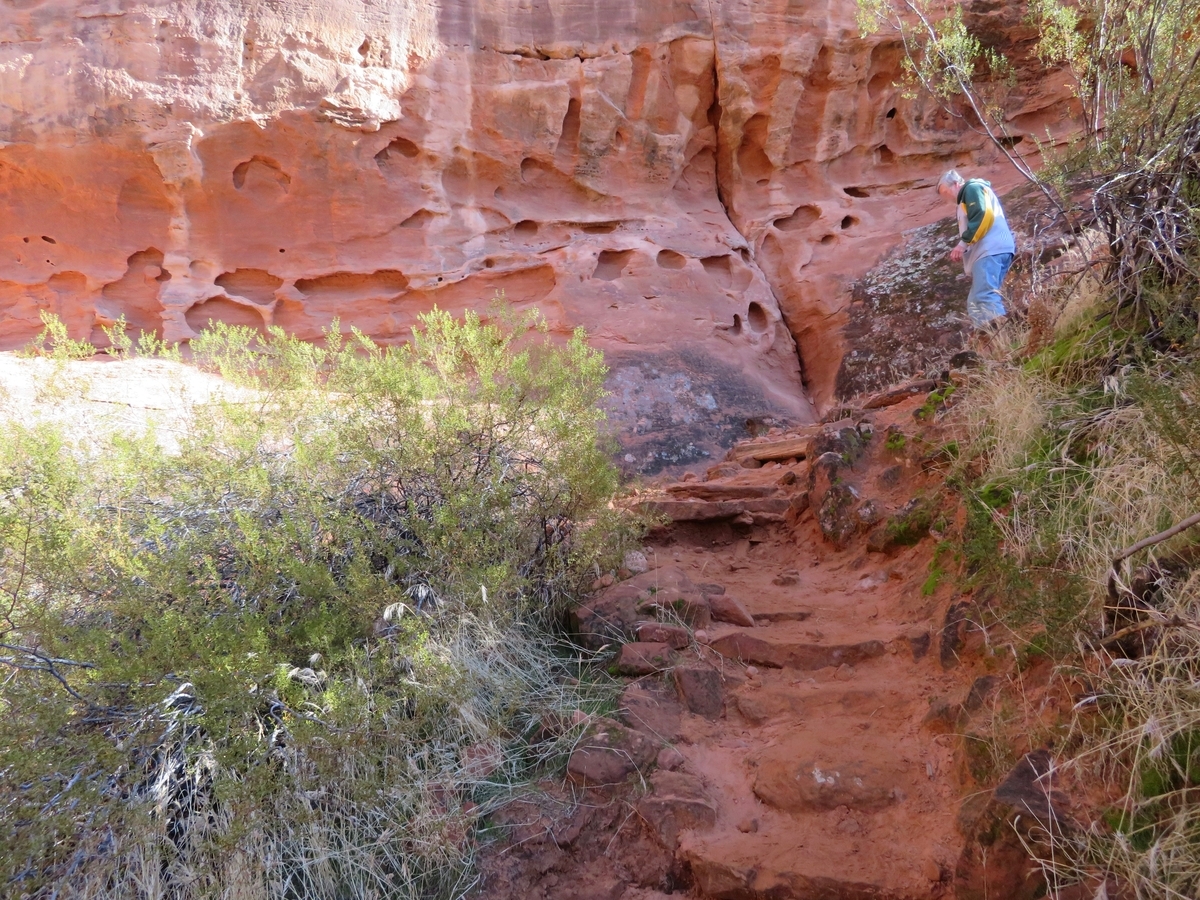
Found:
480,392 -> 993,899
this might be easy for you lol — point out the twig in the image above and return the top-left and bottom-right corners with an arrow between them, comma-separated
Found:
1112,511 -> 1200,563
1097,614 -> 1198,648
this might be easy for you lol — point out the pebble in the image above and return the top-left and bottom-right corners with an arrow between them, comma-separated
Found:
694,629 -> 710,644
622,550 -> 649,574
745,665 -> 759,677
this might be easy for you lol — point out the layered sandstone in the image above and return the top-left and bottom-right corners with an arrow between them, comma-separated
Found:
0,0 -> 1076,468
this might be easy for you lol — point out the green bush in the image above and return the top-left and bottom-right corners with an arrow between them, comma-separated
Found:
0,310 -> 632,899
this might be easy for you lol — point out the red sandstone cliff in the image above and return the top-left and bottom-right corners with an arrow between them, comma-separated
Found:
0,0 -> 1076,469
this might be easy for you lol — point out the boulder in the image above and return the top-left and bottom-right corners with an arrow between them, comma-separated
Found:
955,750 -> 1071,900
573,566 -> 708,649
672,664 -> 724,719
566,718 -> 657,787
637,770 -> 718,850
707,593 -> 756,628
818,483 -> 861,548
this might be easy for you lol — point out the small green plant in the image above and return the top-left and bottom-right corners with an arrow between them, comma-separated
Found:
24,310 -> 95,360
921,540 -> 956,595
915,384 -> 956,422
886,494 -> 939,546
100,315 -> 133,358
884,430 -> 908,453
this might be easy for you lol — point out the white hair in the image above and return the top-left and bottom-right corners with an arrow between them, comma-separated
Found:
938,170 -> 965,191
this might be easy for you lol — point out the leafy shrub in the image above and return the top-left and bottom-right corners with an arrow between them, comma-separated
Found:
0,310 -> 633,899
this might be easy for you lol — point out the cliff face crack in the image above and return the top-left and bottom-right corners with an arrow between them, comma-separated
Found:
705,10 -> 811,393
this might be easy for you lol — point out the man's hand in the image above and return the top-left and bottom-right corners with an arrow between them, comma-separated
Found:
950,242 -> 965,263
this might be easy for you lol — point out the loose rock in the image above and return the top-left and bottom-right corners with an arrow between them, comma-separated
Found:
708,593 -> 756,627
615,642 -> 674,676
673,664 -> 724,719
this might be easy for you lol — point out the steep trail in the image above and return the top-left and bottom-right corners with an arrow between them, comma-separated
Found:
482,389 -> 990,899
638,396 -> 967,898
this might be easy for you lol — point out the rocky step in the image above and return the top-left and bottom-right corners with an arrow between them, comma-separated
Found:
724,428 -> 821,466
680,826 -> 945,900
709,625 -> 890,671
664,483 -> 786,501
639,496 -> 796,523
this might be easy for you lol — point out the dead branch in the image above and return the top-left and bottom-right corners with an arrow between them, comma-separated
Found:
1113,511 -> 1200,563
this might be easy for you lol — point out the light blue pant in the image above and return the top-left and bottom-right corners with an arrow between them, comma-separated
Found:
967,252 -> 1013,328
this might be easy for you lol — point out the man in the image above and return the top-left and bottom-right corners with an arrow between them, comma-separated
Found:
937,170 -> 1015,331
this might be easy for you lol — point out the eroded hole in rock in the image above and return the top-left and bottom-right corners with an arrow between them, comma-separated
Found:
820,234 -> 837,245
582,222 -> 618,234
232,156 -> 291,193
295,269 -> 409,299
593,249 -> 633,281
520,157 -> 550,184
760,233 -> 783,271
656,249 -> 687,270
215,268 -> 284,305
358,38 -> 370,57
49,271 -> 86,293
376,136 -> 419,163
514,220 -> 539,237
747,301 -> 769,333
99,247 -> 170,334
41,235 -> 56,244
998,134 -> 1024,147
879,146 -> 895,165
738,114 -> 773,181
186,297 -> 266,334
886,107 -> 898,119
484,258 -> 495,269
701,255 -> 733,289
774,205 -> 820,231
731,313 -> 743,335
556,97 -> 581,160
22,237 -> 29,243
844,186 -> 870,198
400,209 -> 435,229
867,71 -> 894,101
841,215 -> 858,230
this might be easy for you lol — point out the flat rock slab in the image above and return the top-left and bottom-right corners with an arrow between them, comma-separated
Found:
636,621 -> 692,649
862,379 -> 938,410
665,483 -> 784,501
615,642 -> 674,675
639,497 -> 792,522
685,851 -> 921,900
710,630 -> 886,670
725,430 -> 820,464
754,754 -> 903,812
